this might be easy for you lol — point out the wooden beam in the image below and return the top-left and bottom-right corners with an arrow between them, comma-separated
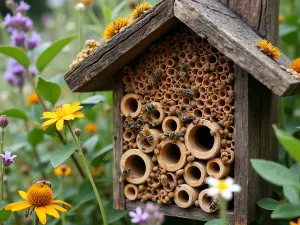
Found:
173,0 -> 299,96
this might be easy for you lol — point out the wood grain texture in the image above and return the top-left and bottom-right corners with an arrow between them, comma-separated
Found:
64,0 -> 176,92
126,200 -> 234,224
113,72 -> 125,210
173,0 -> 299,96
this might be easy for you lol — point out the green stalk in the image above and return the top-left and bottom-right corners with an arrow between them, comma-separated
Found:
61,176 -> 66,225
67,124 -> 108,225
34,213 -> 39,225
220,197 -> 228,225
79,9 -> 84,52
0,128 -> 5,206
87,8 -> 102,30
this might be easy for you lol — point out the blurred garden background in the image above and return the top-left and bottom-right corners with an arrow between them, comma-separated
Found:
0,0 -> 299,225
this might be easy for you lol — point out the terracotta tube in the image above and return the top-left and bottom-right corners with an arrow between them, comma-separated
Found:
182,97 -> 190,105
200,56 -> 206,64
172,93 -> 179,101
157,139 -> 187,172
191,68 -> 198,76
123,130 -> 136,142
185,119 -> 222,160
147,102 -> 166,126
159,63 -> 167,72
162,116 -> 184,132
123,75 -> 132,85
218,90 -> 227,99
193,108 -> 203,118
178,51 -> 186,59
196,99 -> 205,108
223,104 -> 233,114
184,161 -> 207,187
198,189 -> 220,213
120,149 -> 153,184
206,158 -> 231,179
136,129 -> 162,153
161,172 -> 177,192
124,184 -> 138,201
174,184 -> 199,208
166,68 -> 176,76
121,93 -> 142,118
205,99 -> 214,108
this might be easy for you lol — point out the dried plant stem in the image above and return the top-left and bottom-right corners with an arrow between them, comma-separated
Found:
67,124 -> 108,225
220,197 -> 228,225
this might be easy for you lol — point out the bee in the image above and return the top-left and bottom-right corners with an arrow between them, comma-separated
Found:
143,128 -> 154,145
125,114 -> 144,133
176,89 -> 194,98
209,197 -> 220,211
181,113 -> 195,122
149,69 -> 161,86
25,207 -> 35,218
142,103 -> 156,114
179,62 -> 188,73
163,131 -> 181,140
119,166 -> 133,182
31,179 -> 52,188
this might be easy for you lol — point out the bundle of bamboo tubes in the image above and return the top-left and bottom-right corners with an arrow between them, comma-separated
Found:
120,26 -> 235,213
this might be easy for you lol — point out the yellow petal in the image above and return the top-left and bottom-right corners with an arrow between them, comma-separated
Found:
63,114 -> 75,121
41,112 -> 57,119
62,104 -> 71,113
44,205 -> 60,219
51,200 -> 71,207
73,112 -> 84,118
56,119 -> 64,131
5,201 -> 28,210
51,204 -> 67,213
11,202 -> 32,211
69,101 -> 82,113
35,207 -> 47,225
42,118 -> 58,131
18,190 -> 27,200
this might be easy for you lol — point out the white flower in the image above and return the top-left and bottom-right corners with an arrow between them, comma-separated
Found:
206,177 -> 241,201
75,3 -> 85,11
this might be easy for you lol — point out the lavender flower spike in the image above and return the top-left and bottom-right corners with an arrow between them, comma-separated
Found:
16,0 -> 30,13
0,151 -> 17,166
27,32 -> 40,49
129,206 -> 150,224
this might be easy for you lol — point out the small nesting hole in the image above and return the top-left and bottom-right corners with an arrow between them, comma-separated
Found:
165,119 -> 178,131
208,161 -> 220,174
178,190 -> 189,203
186,166 -> 201,182
194,109 -> 202,117
127,187 -> 136,198
125,98 -> 138,114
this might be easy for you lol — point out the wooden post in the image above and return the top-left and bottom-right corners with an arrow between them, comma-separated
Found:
220,0 -> 279,224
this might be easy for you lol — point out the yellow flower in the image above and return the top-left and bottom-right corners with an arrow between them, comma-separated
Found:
130,2 -> 152,20
78,0 -> 94,5
290,58 -> 300,73
54,164 -> 72,176
27,93 -> 39,105
290,218 -> 300,225
257,39 -> 281,60
279,15 -> 284,24
104,18 -> 131,40
41,101 -> 84,131
85,123 -> 98,134
5,183 -> 70,225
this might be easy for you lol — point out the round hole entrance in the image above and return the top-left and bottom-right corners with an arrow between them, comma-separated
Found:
127,187 -> 136,197
203,194 -> 213,206
208,161 -> 220,174
160,143 -> 181,165
186,166 -> 201,182
125,98 -> 138,114
165,119 -> 177,131
195,126 -> 214,150
178,190 -> 189,203
125,155 -> 146,179
150,110 -> 160,121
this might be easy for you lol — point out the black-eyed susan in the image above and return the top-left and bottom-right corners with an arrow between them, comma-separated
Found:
85,122 -> 98,134
290,218 -> 300,225
257,39 -> 281,60
5,183 -> 70,225
27,92 -> 39,105
104,18 -> 131,40
41,101 -> 84,131
279,15 -> 284,24
54,164 -> 72,176
130,2 -> 152,20
290,58 -> 300,73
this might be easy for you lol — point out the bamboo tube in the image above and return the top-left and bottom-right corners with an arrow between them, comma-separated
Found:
218,90 -> 227,99
184,161 -> 207,187
219,56 -> 227,65
161,172 -> 177,192
162,116 -> 184,132
196,99 -> 205,108
225,85 -> 232,92
159,63 -> 167,71
211,94 -> 218,102
206,158 -> 231,179
172,93 -> 179,101
195,76 -> 203,85
174,184 -> 199,208
121,93 -> 142,118
191,68 -> 198,76
217,99 -> 225,107
124,184 -> 138,201
200,56 -> 206,64
166,68 -> 176,76
164,92 -> 172,100
202,79 -> 210,87
166,58 -> 177,67
178,51 -> 186,59
120,149 -> 153,184
136,129 -> 162,153
138,82 -> 144,90
199,86 -> 206,95
123,75 -> 132,84
185,119 -> 222,160
223,104 -> 233,114
193,108 -> 203,118
147,102 -> 166,126
205,99 -> 214,108
198,189 -> 220,213
157,139 -> 187,172
193,91 -> 200,100
123,130 -> 136,142
155,92 -> 163,101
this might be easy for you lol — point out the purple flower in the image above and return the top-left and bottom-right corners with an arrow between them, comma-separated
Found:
8,59 -> 26,76
154,211 -> 164,223
0,115 -> 9,128
16,0 -> 30,13
27,32 -> 40,49
29,65 -> 38,76
0,151 -> 17,166
4,70 -> 25,87
129,207 -> 150,224
11,30 -> 26,47
23,18 -> 32,32
144,202 -> 159,213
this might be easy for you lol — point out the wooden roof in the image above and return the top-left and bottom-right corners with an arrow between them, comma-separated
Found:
64,0 -> 300,97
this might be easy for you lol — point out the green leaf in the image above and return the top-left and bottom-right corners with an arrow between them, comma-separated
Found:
283,185 -> 300,206
91,143 -> 113,166
273,125 -> 300,162
0,208 -> 12,221
111,1 -> 127,20
81,95 -> 106,112
36,76 -> 61,105
106,200 -> 128,224
204,219 -> 230,225
82,135 -> 99,153
0,46 -> 30,69
27,128 -> 44,147
36,35 -> 77,73
290,163 -> 300,183
256,198 -> 281,210
50,144 -> 76,168
251,159 -> 299,188
271,203 -> 300,219
0,109 -> 28,121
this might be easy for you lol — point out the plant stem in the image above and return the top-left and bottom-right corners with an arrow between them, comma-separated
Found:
0,128 -> 4,206
67,123 -> 108,225
34,213 -> 39,225
79,10 -> 84,52
61,176 -> 66,225
220,197 -> 228,225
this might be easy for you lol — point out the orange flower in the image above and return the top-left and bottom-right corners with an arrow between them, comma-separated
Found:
290,218 -> 300,225
279,15 -> 284,24
78,0 -> 94,5
290,58 -> 300,73
85,123 -> 98,134
27,93 -> 39,105
130,2 -> 152,20
104,18 -> 131,40
257,39 -> 281,60
54,164 -> 72,176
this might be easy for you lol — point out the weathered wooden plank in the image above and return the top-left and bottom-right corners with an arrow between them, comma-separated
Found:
113,72 -> 125,210
64,0 -> 176,92
126,200 -> 234,224
173,0 -> 300,96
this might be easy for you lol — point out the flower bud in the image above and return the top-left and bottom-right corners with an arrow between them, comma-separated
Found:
74,128 -> 81,137
0,115 -> 9,128
75,3 -> 85,11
